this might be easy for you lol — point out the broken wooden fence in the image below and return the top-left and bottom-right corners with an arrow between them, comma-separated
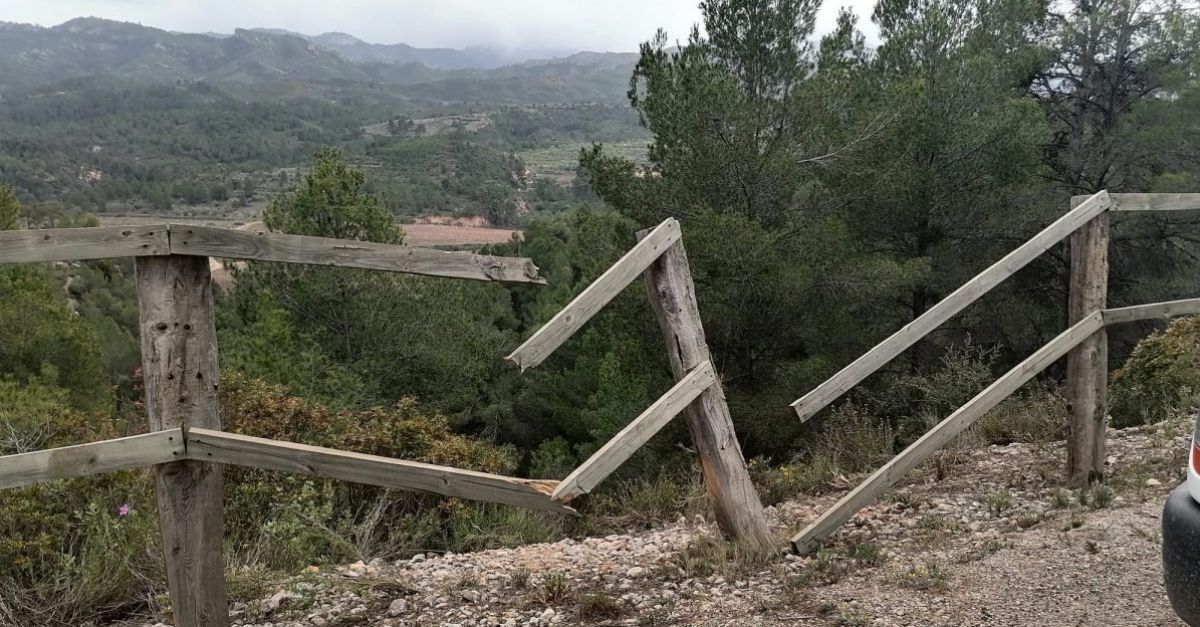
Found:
789,191 -> 1200,554
0,217 -> 773,626
506,218 -> 774,551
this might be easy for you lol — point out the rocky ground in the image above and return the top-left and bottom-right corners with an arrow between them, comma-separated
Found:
141,420 -> 1192,627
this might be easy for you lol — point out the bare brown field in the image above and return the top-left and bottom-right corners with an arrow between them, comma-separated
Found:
400,223 -> 520,246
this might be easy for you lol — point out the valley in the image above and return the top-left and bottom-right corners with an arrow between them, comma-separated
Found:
0,17 -> 647,234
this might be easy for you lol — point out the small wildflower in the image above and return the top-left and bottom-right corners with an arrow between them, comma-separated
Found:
118,503 -> 131,517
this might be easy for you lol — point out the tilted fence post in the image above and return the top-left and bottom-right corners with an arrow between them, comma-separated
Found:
136,254 -> 230,627
641,235 -> 774,552
1066,198 -> 1110,485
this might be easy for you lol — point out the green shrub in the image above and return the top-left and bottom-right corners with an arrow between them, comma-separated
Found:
0,472 -> 160,626
0,265 -> 108,410
577,592 -> 626,620
671,535 -> 776,579
537,572 -> 571,604
1110,316 -> 1200,427
985,489 -> 1014,517
814,403 -> 895,474
887,340 -> 996,442
0,380 -> 75,454
528,437 -> 577,479
973,384 -> 1065,445
218,373 -> 528,570
750,455 -> 837,504
749,402 -> 892,504
897,561 -> 950,591
0,373 -> 163,626
579,470 -> 706,531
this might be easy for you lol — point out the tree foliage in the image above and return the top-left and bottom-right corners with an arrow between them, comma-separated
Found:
0,184 -> 19,230
0,266 -> 107,411
1033,0 -> 1200,194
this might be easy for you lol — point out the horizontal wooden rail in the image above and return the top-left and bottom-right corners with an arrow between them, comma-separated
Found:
184,428 -> 573,514
1101,193 -> 1200,212
0,224 -> 545,283
790,190 -> 1112,422
791,310 -> 1105,554
0,429 -> 183,489
0,225 -> 170,264
552,361 -> 717,502
169,225 -> 544,283
1102,297 -> 1200,325
506,218 -> 682,370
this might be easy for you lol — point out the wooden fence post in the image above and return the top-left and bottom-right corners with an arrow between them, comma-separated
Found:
1066,199 -> 1109,485
641,236 -> 775,553
136,254 -> 229,627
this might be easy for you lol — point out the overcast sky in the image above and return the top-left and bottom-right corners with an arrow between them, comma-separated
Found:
3,0 -> 877,53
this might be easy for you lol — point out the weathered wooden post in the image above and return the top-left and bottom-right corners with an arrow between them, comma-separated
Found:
641,235 -> 775,553
136,253 -> 229,627
1066,197 -> 1109,484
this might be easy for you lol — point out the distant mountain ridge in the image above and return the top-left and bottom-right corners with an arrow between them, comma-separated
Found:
248,28 -> 563,69
0,18 -> 369,90
0,17 -> 639,104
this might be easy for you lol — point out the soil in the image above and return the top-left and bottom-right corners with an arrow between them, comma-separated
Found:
128,420 -> 1193,627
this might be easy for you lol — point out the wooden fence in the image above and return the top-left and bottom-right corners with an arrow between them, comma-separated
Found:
789,191 -> 1200,554
9,192 -> 1197,617
0,219 -> 770,626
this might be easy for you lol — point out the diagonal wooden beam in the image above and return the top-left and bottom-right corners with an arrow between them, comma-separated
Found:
1102,297 -> 1200,325
184,428 -> 574,514
0,429 -> 184,490
552,361 -> 717,502
506,218 -> 682,370
167,224 -> 545,284
790,190 -> 1113,422
1100,193 -> 1200,212
790,311 -> 1104,554
0,225 -> 170,264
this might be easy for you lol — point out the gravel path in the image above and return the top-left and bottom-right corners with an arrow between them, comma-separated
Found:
136,422 -> 1192,627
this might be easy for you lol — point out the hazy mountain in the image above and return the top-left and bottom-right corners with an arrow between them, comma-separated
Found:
0,18 -> 368,91
397,51 -> 641,104
248,28 -> 572,69
0,18 -> 638,104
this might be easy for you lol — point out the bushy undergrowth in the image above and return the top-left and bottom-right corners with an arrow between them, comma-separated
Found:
814,403 -> 896,472
752,340 -> 1067,506
0,405 -> 160,627
219,372 -> 533,569
0,373 -> 713,626
752,403 -> 894,504
972,385 -> 1064,446
1110,315 -> 1200,427
0,343 -> 1079,626
889,340 -> 1063,449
